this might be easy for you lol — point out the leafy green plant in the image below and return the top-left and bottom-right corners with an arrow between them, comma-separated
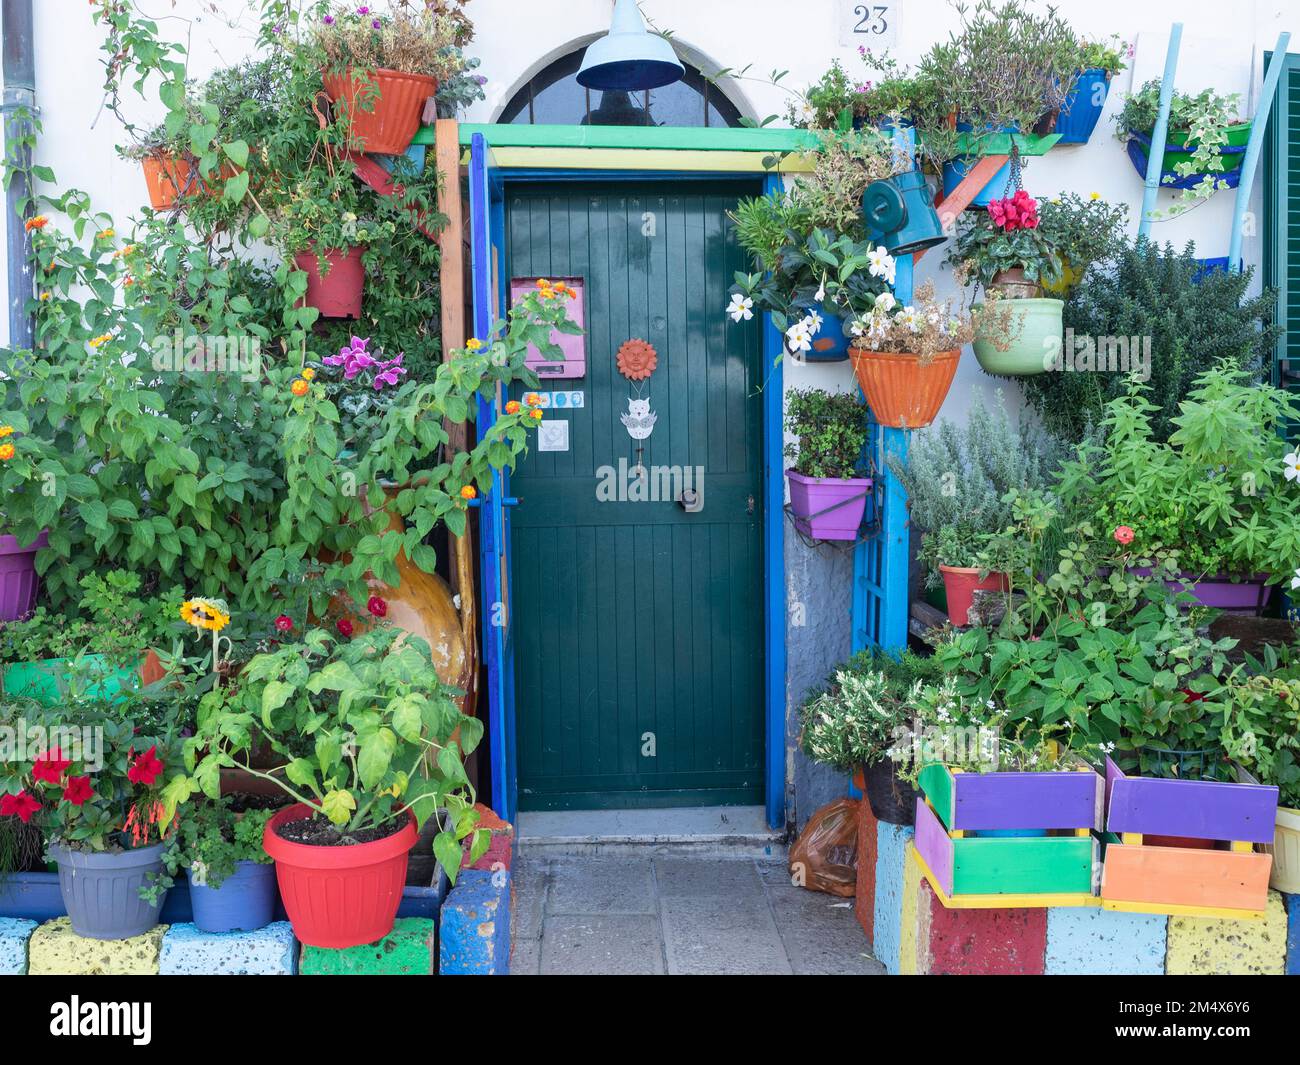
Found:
1221,644 -> 1300,808
178,623 -> 487,882
167,800 -> 277,891
783,388 -> 869,480
787,60 -> 857,129
800,662 -> 924,771
1076,34 -> 1128,76
947,191 -> 1065,290
309,1 -> 473,81
1035,192 -> 1129,284
1022,238 -> 1281,442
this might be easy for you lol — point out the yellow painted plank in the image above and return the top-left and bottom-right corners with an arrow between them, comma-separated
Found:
457,146 -> 816,173
1101,898 -> 1267,921
899,845 -> 923,975
911,845 -> 1099,910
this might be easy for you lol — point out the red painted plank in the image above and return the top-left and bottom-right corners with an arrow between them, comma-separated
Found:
915,155 -> 1008,264
855,797 -> 879,941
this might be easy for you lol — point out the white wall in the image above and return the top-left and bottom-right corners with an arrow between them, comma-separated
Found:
2,0 -> 1292,413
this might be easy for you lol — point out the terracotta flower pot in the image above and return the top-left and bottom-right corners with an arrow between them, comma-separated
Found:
849,346 -> 960,429
990,267 -> 1043,300
263,803 -> 415,948
141,154 -> 201,210
294,246 -> 365,318
322,67 -> 437,156
939,565 -> 1009,627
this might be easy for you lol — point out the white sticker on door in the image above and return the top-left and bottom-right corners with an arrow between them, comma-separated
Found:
537,419 -> 570,452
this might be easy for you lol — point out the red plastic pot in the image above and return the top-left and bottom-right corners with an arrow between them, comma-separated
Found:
294,246 -> 365,319
263,803 -> 415,948
939,565 -> 1009,627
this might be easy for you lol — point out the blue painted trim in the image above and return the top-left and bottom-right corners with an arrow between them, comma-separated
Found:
1138,24 -> 1184,238
762,174 -> 787,831
469,133 -> 514,821
1228,34 -> 1292,270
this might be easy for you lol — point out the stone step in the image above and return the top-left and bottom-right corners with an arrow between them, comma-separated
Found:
516,806 -> 787,860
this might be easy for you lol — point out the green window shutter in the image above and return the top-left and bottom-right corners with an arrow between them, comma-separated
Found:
1265,52 -> 1300,441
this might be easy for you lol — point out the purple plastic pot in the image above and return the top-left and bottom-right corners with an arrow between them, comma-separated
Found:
0,530 -> 48,621
786,471 -> 871,541
1129,567 -> 1272,614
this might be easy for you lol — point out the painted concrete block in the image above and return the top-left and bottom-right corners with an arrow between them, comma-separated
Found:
906,857 -> 1047,975
872,821 -> 914,975
0,917 -> 37,975
464,803 -> 514,872
1166,889 -> 1288,975
439,869 -> 511,975
160,921 -> 297,975
28,917 -> 165,975
1285,893 -> 1299,976
1045,907 -> 1166,975
854,799 -> 878,943
300,917 -> 435,975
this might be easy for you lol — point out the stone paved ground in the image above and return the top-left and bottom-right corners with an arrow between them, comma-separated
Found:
510,854 -> 885,975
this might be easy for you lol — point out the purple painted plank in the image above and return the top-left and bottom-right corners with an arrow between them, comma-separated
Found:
1104,755 -> 1124,813
1107,777 -> 1279,843
914,798 -> 955,896
950,771 -> 1102,831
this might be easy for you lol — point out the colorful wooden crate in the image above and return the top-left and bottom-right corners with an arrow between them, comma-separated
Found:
1099,757 -> 1277,918
912,764 -> 1104,907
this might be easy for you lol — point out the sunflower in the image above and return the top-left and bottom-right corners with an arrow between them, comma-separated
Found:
180,597 -> 231,632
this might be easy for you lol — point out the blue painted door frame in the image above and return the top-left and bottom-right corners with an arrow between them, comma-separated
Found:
468,139 -> 787,828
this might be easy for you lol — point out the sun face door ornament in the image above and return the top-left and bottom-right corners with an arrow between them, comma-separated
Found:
616,338 -> 658,478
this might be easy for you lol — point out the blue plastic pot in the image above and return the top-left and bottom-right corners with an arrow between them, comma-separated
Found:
49,839 -> 169,940
189,860 -> 277,933
1054,69 -> 1110,145
942,123 -> 1017,207
1124,132 -> 1246,190
798,303 -> 850,362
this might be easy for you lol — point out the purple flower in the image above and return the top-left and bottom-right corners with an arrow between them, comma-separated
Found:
356,5 -> 370,14
373,353 -> 407,390
272,23 -> 284,35
372,18 -> 382,29
323,14 -> 335,25
474,75 -> 488,85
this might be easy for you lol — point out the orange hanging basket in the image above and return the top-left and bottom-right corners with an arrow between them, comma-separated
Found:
849,346 -> 960,430
322,67 -> 437,156
141,154 -> 200,210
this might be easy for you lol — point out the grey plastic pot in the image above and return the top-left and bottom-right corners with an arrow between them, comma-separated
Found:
48,839 -> 168,940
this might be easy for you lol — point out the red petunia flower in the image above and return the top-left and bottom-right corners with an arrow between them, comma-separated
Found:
1113,525 -> 1135,545
366,595 -> 388,618
336,617 -> 354,638
62,776 -> 94,806
31,747 -> 71,785
0,790 -> 41,823
127,745 -> 164,787
274,614 -> 295,633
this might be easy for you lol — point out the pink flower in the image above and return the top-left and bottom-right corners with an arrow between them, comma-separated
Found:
62,776 -> 93,807
988,190 -> 1039,231
1114,525 -> 1135,545
336,617 -> 354,638
274,615 -> 294,633
367,595 -> 388,618
31,748 -> 70,785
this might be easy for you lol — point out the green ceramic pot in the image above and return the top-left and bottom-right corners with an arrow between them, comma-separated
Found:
972,297 -> 1063,377
1,655 -> 140,706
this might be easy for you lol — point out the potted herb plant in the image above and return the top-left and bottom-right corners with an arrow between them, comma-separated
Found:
168,798 -> 279,934
887,395 -> 1065,625
948,191 -> 1065,375
1115,82 -> 1250,214
0,704 -> 185,939
783,388 -> 872,541
1049,35 -> 1128,145
800,648 -> 941,824
311,4 -> 471,157
846,281 -> 980,428
1035,192 -> 1129,294
180,623 -> 490,949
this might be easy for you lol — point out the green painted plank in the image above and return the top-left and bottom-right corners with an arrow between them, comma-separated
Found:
427,123 -> 819,152
918,764 -> 955,828
951,836 -> 1095,895
948,131 -> 1061,157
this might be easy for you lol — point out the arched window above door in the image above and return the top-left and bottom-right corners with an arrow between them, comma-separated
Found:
499,48 -> 744,128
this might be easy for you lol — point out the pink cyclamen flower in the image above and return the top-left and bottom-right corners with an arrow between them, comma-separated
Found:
372,353 -> 406,390
322,14 -> 335,25
1114,525 -> 1135,545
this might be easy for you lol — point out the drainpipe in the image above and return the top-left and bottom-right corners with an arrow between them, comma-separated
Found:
3,0 -> 35,351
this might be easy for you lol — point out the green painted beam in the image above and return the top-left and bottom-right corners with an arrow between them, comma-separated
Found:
949,131 -> 1061,157
410,122 -> 820,153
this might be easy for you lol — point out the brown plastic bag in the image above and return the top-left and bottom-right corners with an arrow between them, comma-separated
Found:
788,798 -> 859,897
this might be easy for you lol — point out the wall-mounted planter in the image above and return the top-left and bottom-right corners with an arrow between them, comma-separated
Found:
294,245 -> 365,319
799,303 -> 851,362
141,153 -> 200,210
323,67 -> 437,157
849,346 -> 960,429
1054,69 -> 1111,145
785,470 -> 871,541
1123,125 -> 1249,190
0,529 -> 47,622
0,654 -> 142,706
972,297 -> 1062,377
941,123 -> 1018,207
1129,568 -> 1272,615
938,565 -> 1008,627
1100,756 -> 1277,916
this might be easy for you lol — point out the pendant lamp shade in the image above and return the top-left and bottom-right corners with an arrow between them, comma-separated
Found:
576,0 -> 685,92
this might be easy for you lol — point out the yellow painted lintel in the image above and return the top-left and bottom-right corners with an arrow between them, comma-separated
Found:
457,146 -> 816,173
1101,898 -> 1267,921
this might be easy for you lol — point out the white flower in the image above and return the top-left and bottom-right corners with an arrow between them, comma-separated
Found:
815,281 -> 826,303
726,293 -> 754,323
785,320 -> 812,353
1285,452 -> 1300,483
804,310 -> 823,334
867,246 -> 896,281
850,319 -> 866,338
799,101 -> 817,126
1292,567 -> 1300,591
874,292 -> 896,314
896,305 -> 919,331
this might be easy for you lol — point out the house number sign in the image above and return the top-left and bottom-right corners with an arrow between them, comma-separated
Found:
839,3 -> 899,49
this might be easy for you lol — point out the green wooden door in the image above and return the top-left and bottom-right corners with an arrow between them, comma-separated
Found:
506,180 -> 765,810
1265,52 -> 1300,441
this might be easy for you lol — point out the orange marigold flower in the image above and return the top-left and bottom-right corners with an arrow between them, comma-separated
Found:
88,333 -> 112,348
505,400 -> 521,414
24,215 -> 48,231
290,378 -> 310,397
0,443 -> 14,461
460,484 -> 478,500
536,278 -> 551,290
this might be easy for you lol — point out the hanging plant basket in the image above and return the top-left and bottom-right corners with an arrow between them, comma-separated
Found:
323,68 -> 437,156
1052,69 -> 1112,145
294,245 -> 365,319
972,297 -> 1062,377
849,346 -> 960,429
141,154 -> 201,210
785,470 -> 872,541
